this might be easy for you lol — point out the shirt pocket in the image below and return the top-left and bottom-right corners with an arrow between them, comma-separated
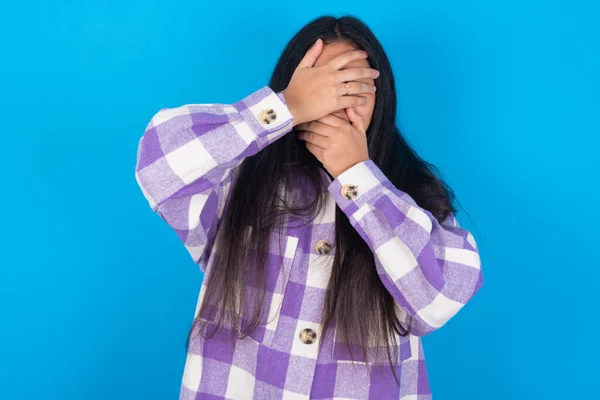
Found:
331,328 -> 418,365
242,230 -> 299,348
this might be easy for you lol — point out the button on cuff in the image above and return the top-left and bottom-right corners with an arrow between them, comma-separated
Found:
328,160 -> 383,207
341,184 -> 358,200
258,108 -> 277,124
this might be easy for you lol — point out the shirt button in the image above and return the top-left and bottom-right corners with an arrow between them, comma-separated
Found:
315,239 -> 332,255
341,184 -> 358,200
299,328 -> 317,344
258,108 -> 277,124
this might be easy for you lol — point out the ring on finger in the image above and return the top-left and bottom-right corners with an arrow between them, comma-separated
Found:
344,82 -> 351,95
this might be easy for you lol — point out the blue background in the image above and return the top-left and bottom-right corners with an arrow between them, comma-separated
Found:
1,1 -> 598,399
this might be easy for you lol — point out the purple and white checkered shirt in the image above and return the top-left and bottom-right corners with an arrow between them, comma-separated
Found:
135,85 -> 483,399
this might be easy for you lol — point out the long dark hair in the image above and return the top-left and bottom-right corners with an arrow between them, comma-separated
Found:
186,14 -> 457,383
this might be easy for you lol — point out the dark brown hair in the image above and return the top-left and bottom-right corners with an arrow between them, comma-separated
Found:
187,15 -> 457,385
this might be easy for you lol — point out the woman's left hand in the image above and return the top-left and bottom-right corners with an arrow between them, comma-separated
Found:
296,107 -> 370,179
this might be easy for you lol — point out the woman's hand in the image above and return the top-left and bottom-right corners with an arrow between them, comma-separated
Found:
296,107 -> 370,179
281,38 -> 379,127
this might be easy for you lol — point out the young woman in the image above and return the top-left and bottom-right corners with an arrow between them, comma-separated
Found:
135,15 -> 482,400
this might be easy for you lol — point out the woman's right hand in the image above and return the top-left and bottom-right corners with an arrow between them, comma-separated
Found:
281,38 -> 380,127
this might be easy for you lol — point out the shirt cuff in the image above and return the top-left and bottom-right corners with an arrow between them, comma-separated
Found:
327,159 -> 388,215
232,85 -> 294,150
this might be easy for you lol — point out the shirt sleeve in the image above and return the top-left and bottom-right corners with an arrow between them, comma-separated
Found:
135,86 -> 294,269
327,159 -> 483,336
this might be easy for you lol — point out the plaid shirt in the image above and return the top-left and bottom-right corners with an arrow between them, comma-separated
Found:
135,86 -> 483,399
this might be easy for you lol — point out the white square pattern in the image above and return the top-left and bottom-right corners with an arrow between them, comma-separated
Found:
151,105 -> 193,127
225,365 -> 256,399
164,139 -> 218,184
188,193 -> 209,231
375,236 -> 419,282
406,205 -> 433,233
305,252 -> 333,290
282,390 -> 310,399
417,292 -> 463,328
185,244 -> 205,264
285,235 -> 299,259
467,232 -> 478,250
290,319 -> 322,360
335,161 -> 380,200
444,247 -> 481,269
352,203 -> 373,221
232,119 -> 256,145
182,352 -> 203,390
407,334 -> 419,361
266,293 -> 284,332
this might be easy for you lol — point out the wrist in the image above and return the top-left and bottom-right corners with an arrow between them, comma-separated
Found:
280,89 -> 301,127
